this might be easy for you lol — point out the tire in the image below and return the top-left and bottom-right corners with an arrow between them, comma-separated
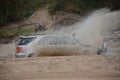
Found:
97,49 -> 102,55
28,53 -> 34,57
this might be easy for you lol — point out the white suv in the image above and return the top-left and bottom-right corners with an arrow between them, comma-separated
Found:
15,34 -> 80,57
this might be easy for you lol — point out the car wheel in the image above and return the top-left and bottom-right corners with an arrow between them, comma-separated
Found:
28,53 -> 34,57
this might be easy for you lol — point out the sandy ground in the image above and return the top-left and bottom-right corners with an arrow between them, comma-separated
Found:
26,5 -> 53,28
0,55 -> 120,80
0,39 -> 120,80
0,44 -> 15,59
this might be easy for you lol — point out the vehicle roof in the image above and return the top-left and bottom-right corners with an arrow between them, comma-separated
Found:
19,33 -> 72,38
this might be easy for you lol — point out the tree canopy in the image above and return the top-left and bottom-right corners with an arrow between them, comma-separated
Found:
0,0 -> 49,26
0,0 -> 120,26
49,0 -> 120,15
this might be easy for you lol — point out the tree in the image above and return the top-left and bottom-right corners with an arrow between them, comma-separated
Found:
0,0 -> 49,27
49,0 -> 120,15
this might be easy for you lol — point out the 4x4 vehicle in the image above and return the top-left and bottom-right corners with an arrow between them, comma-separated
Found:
15,34 -> 81,57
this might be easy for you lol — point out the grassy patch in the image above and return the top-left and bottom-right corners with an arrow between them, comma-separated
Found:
18,25 -> 35,35
0,25 -> 35,37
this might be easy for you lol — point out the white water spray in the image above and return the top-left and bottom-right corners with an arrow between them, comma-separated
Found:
45,8 -> 120,53
73,8 -> 120,49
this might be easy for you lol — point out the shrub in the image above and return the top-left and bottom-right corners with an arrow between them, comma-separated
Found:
0,0 -> 50,26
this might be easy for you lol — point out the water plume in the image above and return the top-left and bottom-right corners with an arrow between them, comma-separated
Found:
44,8 -> 120,54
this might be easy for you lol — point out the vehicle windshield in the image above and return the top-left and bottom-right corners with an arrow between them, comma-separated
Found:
17,37 -> 36,45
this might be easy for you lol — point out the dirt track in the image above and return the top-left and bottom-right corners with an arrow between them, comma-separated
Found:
0,55 -> 120,80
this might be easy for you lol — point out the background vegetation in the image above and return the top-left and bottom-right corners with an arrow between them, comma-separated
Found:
0,25 -> 35,37
0,0 -> 120,26
0,0 -> 50,26
49,0 -> 120,15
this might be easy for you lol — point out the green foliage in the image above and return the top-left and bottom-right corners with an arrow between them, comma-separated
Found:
49,0 -> 120,15
0,0 -> 120,26
0,25 -> 35,37
0,0 -> 50,26
18,25 -> 35,35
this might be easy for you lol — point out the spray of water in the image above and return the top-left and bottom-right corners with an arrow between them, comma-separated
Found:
43,8 -> 120,53
74,8 -> 120,48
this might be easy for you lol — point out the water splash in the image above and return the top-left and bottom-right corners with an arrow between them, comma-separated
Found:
73,8 -> 120,48
44,8 -> 120,53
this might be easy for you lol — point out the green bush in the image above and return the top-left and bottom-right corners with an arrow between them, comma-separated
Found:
49,0 -> 120,15
0,25 -> 35,37
0,0 -> 50,26
0,0 -> 120,26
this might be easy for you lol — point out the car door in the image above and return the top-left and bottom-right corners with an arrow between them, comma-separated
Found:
37,36 -> 59,56
55,36 -> 80,56
37,36 -> 81,56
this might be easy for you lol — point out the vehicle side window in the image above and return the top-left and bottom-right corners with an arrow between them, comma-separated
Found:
58,36 -> 76,45
39,36 -> 76,45
18,38 -> 34,45
39,36 -> 58,45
